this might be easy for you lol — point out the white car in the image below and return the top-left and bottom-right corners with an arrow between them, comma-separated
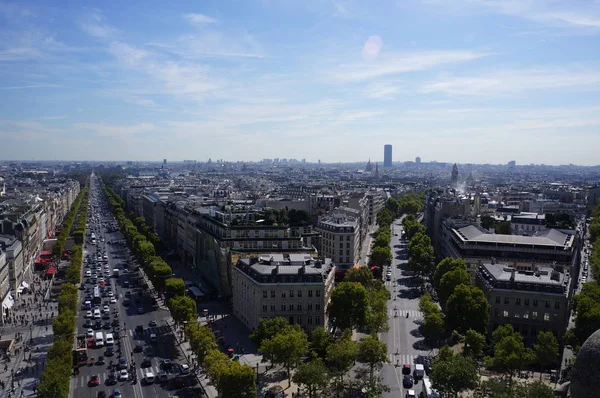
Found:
103,305 -> 110,314
85,271 -> 92,277
118,369 -> 129,381
87,328 -> 94,337
180,364 -> 190,374
108,291 -> 114,297
110,297 -> 116,304
86,311 -> 93,318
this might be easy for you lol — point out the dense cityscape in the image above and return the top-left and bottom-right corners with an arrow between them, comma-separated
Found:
0,154 -> 599,398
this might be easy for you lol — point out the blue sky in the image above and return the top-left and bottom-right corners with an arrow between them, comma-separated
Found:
1,0 -> 599,165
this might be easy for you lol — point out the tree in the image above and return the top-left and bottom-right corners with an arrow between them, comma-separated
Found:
376,208 -> 394,227
260,326 -> 309,385
422,312 -> 445,345
327,282 -> 369,332
219,361 -> 257,398
495,221 -> 511,235
292,358 -> 330,398
434,258 -> 468,291
357,335 -> 389,388
404,220 -> 425,241
326,332 -> 358,391
151,263 -> 173,290
385,197 -> 401,216
408,232 -> 434,278
419,293 -> 439,317
463,329 -> 485,359
52,313 -> 75,339
486,326 -> 533,389
204,349 -> 231,387
165,277 -> 186,298
37,358 -> 71,398
310,326 -> 333,359
430,349 -> 479,398
250,317 -> 290,347
480,215 -> 495,230
187,324 -> 218,364
533,331 -> 559,377
445,284 -> 490,335
373,233 -> 391,249
345,266 -> 375,287
369,246 -> 392,266
438,267 -> 472,306
167,296 -> 197,325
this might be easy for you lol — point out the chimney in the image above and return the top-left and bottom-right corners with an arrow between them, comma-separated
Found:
510,269 -> 516,282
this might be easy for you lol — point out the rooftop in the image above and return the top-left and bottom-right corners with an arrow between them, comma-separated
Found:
453,225 -> 574,248
235,254 -> 335,283
477,263 -> 568,295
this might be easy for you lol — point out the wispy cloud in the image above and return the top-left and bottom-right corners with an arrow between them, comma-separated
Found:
328,50 -> 489,82
0,84 -> 61,90
421,66 -> 600,96
183,13 -> 217,25
362,82 -> 402,99
74,122 -> 156,137
40,115 -> 68,120
79,9 -> 118,39
332,0 -> 352,18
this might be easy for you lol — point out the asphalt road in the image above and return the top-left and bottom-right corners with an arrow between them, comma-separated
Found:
71,176 -> 194,398
379,218 -> 433,398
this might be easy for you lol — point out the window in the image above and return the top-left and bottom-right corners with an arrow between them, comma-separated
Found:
316,290 -> 321,297
533,299 -> 538,307
495,296 -> 500,304
316,303 -> 321,311
544,313 -> 550,321
494,308 -> 500,317
308,290 -> 313,297
271,290 -> 275,298
281,304 -> 286,311
545,301 -> 550,309
346,243 -> 350,248
297,304 -> 302,311
315,316 -> 321,325
523,311 -> 529,319
298,290 -> 302,298
289,304 -> 294,311
308,316 -> 313,325
297,316 -> 302,325
555,301 -> 560,309
271,305 -> 275,312
504,297 -> 510,304
282,292 -> 286,298
263,291 -> 267,298
514,312 -> 520,318
524,299 -> 529,306
503,310 -> 509,318
532,311 -> 538,320
308,303 -> 312,311
347,236 -> 350,241
340,242 -> 343,248
262,304 -> 268,312
516,298 -> 521,306
289,290 -> 294,298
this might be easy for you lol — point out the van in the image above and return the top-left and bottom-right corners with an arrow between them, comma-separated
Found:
93,309 -> 101,319
144,372 -> 155,384
95,332 -> 104,348
414,364 -> 425,379
105,333 -> 114,346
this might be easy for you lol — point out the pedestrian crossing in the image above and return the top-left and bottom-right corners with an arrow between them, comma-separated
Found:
128,325 -> 171,338
388,309 -> 423,319
386,353 -> 420,367
75,364 -> 167,387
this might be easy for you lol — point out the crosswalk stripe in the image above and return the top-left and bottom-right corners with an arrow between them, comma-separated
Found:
387,354 -> 418,367
388,309 -> 423,318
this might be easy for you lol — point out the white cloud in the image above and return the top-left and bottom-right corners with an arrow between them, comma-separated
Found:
362,82 -> 401,99
0,84 -> 61,90
79,9 -> 118,39
328,50 -> 488,82
183,13 -> 218,25
421,67 -> 600,95
74,122 -> 156,137
332,0 -> 352,18
151,31 -> 265,59
109,42 -> 149,67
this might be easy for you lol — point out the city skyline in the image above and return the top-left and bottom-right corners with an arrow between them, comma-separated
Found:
1,0 -> 600,164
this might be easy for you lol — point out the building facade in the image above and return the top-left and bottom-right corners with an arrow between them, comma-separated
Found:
316,211 -> 360,268
232,254 -> 336,332
384,144 -> 392,168
475,262 -> 569,343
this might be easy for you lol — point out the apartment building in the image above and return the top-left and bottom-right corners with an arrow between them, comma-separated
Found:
511,213 -> 547,236
232,254 -> 336,332
475,262 -> 569,343
316,210 -> 361,269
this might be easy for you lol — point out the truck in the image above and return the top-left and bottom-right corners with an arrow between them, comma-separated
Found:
73,335 -> 88,367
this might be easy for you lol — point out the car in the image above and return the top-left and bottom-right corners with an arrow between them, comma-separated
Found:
105,346 -> 114,357
86,311 -> 93,318
123,299 -> 130,307
150,333 -> 157,343
89,375 -> 100,387
118,369 -> 129,381
96,356 -> 105,365
87,328 -> 95,338
160,359 -> 173,371
79,284 -> 86,290
111,319 -> 119,327
137,307 -> 144,314
179,364 -> 190,374
118,357 -> 128,370
149,320 -> 157,327
97,391 -> 106,398
110,297 -> 116,304
133,342 -> 144,353
84,319 -> 93,328
141,357 -> 152,368
94,319 -> 103,330
405,390 -> 416,398
86,271 -> 92,277
112,388 -> 122,398
144,371 -> 155,384
103,321 -> 112,330
158,370 -> 168,382
108,291 -> 114,297
402,364 -> 411,375
402,375 -> 413,388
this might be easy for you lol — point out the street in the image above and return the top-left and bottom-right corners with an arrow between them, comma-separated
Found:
379,218 -> 432,398
70,175 -> 200,398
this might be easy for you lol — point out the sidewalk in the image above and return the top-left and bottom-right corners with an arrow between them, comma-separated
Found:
0,275 -> 56,397
358,224 -> 378,266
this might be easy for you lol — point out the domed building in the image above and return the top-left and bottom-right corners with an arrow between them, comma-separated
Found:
570,329 -> 600,397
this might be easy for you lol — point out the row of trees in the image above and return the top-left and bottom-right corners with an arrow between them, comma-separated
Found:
250,317 -> 389,397
72,188 -> 90,245
51,185 -> 88,258
565,199 -> 600,351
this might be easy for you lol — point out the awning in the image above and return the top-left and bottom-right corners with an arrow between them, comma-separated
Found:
21,281 -> 29,289
46,267 -> 56,275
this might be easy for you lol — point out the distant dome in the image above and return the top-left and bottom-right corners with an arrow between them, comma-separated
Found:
570,329 -> 600,397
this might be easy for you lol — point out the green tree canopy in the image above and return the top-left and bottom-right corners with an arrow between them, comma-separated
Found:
310,326 -> 333,359
463,329 -> 486,359
408,232 -> 435,277
167,295 -> 197,325
327,282 -> 369,332
533,331 -> 559,374
357,336 -> 389,389
292,358 -> 330,398
430,347 -> 479,398
218,361 -> 257,398
434,257 -> 468,291
250,317 -> 290,347
369,246 -> 392,267
422,312 -> 445,345
326,331 -> 358,389
486,325 -> 533,389
260,326 -> 309,385
165,277 -> 186,298
445,284 -> 490,335
186,323 -> 218,364
438,267 -> 472,306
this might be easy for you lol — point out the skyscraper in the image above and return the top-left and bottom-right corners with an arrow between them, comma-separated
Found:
415,156 -> 421,164
383,144 -> 392,167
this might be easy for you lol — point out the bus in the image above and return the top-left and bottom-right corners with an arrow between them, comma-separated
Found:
421,377 -> 440,398
93,286 -> 102,305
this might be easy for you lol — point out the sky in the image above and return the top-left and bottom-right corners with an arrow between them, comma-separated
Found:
1,0 -> 600,165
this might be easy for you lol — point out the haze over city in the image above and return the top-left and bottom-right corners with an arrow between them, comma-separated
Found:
1,0 -> 600,164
